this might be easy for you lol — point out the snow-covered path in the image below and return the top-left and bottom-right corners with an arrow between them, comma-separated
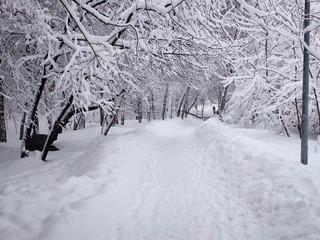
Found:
115,121 -> 252,240
1,118 -> 320,240
116,121 -> 226,239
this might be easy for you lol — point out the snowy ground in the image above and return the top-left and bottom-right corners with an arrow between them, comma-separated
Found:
1,117 -> 320,240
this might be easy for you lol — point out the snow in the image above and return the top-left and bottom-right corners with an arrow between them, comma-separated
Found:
1,118 -> 320,240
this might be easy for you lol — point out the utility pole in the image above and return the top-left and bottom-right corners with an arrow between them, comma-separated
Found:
301,0 -> 311,165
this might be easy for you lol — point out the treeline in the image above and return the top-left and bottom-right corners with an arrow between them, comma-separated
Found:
1,0 -> 320,160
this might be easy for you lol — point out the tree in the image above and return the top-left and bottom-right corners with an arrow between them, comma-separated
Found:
217,0 -> 320,135
7,0 -> 320,161
0,75 -> 6,142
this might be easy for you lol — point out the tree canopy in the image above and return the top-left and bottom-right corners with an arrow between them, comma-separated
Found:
1,0 -> 320,156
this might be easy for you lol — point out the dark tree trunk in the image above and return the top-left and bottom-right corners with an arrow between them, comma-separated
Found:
280,114 -> 290,137
19,112 -> 27,140
121,110 -> 125,125
100,106 -> 104,127
162,84 -> 169,120
177,94 -> 185,118
218,84 -> 229,118
147,106 -> 151,122
147,95 -> 151,122
186,96 -> 198,118
137,98 -> 142,123
147,91 -> 155,120
313,88 -> 320,136
0,77 -> 6,142
182,87 -> 190,119
41,95 -> 74,161
21,69 -> 48,158
151,92 -> 155,120
47,117 -> 53,130
26,70 -> 47,138
182,110 -> 208,120
103,114 -> 117,136
102,89 -> 126,135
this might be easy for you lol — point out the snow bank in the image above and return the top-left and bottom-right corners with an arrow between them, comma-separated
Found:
194,118 -> 320,239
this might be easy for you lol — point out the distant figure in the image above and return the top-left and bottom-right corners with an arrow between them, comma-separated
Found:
213,106 -> 216,114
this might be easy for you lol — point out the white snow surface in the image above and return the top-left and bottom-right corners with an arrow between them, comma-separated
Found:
1,118 -> 320,240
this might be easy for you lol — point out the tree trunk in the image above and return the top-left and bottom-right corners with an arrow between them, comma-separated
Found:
218,84 -> 229,118
280,114 -> 290,137
314,88 -> 320,136
19,112 -> 27,140
26,70 -> 47,138
121,110 -> 125,125
21,68 -> 48,158
182,87 -> 190,119
147,93 -> 152,122
0,77 -> 6,142
177,94 -> 185,118
137,98 -> 142,123
147,106 -> 151,122
41,95 -> 74,161
102,89 -> 126,135
186,96 -> 198,118
162,84 -> 169,120
47,117 -> 53,130
100,106 -> 104,127
292,41 -> 298,82
99,88 -> 104,127
151,91 -> 155,120
265,31 -> 269,78
103,112 -> 118,136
